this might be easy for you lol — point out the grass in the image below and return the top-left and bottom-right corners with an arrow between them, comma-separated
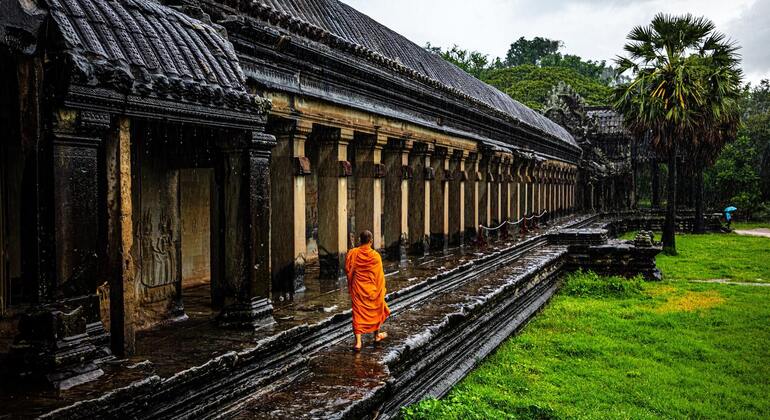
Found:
403,232 -> 770,419
620,230 -> 770,283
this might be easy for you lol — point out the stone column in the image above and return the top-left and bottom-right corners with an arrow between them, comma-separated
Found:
513,161 -> 522,221
270,119 -> 310,297
463,152 -> 479,242
533,163 -> 540,216
489,155 -> 500,227
501,156 -> 511,222
10,108 -> 112,389
429,146 -> 448,251
448,150 -> 466,246
408,142 -> 431,255
383,138 -> 409,260
354,132 -> 385,250
478,152 -> 491,227
315,126 -> 351,278
108,116 -> 136,357
525,162 -> 535,216
216,131 -> 276,328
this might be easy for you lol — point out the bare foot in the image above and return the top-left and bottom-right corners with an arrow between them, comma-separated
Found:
375,331 -> 388,342
353,334 -> 362,352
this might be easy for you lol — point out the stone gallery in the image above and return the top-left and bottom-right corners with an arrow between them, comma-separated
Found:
0,0 -> 646,417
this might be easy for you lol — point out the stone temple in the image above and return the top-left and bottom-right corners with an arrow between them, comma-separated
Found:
0,0 -> 660,418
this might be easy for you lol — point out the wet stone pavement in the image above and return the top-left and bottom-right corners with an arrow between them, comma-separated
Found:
0,216 -> 589,418
228,245 -> 568,419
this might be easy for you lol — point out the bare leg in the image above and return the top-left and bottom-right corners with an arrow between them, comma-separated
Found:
353,333 -> 362,351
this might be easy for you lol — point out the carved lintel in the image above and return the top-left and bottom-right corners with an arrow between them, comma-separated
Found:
77,110 -> 111,134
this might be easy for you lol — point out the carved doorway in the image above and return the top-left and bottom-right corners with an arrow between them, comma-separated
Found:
130,122 -> 221,329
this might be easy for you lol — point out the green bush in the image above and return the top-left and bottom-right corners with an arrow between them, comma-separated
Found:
562,270 -> 644,298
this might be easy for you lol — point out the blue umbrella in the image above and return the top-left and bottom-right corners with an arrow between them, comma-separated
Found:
724,206 -> 737,213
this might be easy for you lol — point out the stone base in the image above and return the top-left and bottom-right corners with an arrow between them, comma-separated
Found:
217,297 -> 275,329
8,302 -> 109,390
409,236 -> 429,256
272,260 -> 306,301
319,252 -> 344,279
429,233 -> 448,252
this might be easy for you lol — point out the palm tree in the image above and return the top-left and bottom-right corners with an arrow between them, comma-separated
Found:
613,13 -> 740,253
690,40 -> 743,233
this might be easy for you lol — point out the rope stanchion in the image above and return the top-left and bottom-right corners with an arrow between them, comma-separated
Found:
475,210 -> 549,242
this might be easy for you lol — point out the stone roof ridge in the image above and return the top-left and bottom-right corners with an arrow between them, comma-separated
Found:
239,0 -> 578,150
45,0 -> 270,112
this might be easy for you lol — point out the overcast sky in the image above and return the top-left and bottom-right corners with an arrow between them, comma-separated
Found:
340,0 -> 770,85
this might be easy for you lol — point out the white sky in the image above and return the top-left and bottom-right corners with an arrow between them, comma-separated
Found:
340,0 -> 770,85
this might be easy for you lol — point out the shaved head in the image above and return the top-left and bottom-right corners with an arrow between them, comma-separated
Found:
359,230 -> 373,245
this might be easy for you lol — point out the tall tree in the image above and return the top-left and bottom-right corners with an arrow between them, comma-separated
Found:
689,40 -> 742,233
613,13 -> 735,254
504,36 -> 562,66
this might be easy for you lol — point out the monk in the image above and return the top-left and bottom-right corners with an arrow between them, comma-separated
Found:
345,230 -> 390,351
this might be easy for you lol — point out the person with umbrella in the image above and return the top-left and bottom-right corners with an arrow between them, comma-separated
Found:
724,206 -> 737,231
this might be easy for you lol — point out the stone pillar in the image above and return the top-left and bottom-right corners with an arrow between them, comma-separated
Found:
354,132 -> 385,250
517,162 -> 528,218
269,119 -> 310,297
464,152 -> 479,242
525,162 -> 534,216
534,163 -> 541,216
314,126 -> 351,277
429,146 -> 448,251
10,108 -> 112,389
448,150 -> 466,246
501,156 -> 511,222
216,131 -> 275,328
408,142 -> 431,255
478,152 -> 491,227
513,161 -> 522,221
383,138 -> 409,260
489,155 -> 500,227
108,116 -> 136,357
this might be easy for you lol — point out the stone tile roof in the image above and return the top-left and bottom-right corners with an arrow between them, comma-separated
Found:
586,107 -> 630,137
46,0 -> 266,112
253,0 -> 577,149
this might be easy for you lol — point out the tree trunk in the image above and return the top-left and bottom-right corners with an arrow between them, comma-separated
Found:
694,167 -> 705,234
662,145 -> 677,254
651,159 -> 660,208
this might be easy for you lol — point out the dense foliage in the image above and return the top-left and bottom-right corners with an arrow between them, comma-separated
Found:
705,80 -> 770,219
425,37 -> 616,110
484,65 -> 611,110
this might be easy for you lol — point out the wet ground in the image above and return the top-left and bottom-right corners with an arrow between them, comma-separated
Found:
734,228 -> 770,238
0,218 -> 582,418
229,245 -> 568,419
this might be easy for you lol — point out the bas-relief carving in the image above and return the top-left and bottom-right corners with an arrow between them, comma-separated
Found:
137,209 -> 178,289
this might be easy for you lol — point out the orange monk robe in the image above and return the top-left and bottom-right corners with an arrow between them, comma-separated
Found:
345,243 -> 390,334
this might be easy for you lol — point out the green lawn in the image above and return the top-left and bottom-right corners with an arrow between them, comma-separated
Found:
620,231 -> 770,283
403,232 -> 770,419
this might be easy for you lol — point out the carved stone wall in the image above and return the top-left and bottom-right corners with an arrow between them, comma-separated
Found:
131,124 -> 183,330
